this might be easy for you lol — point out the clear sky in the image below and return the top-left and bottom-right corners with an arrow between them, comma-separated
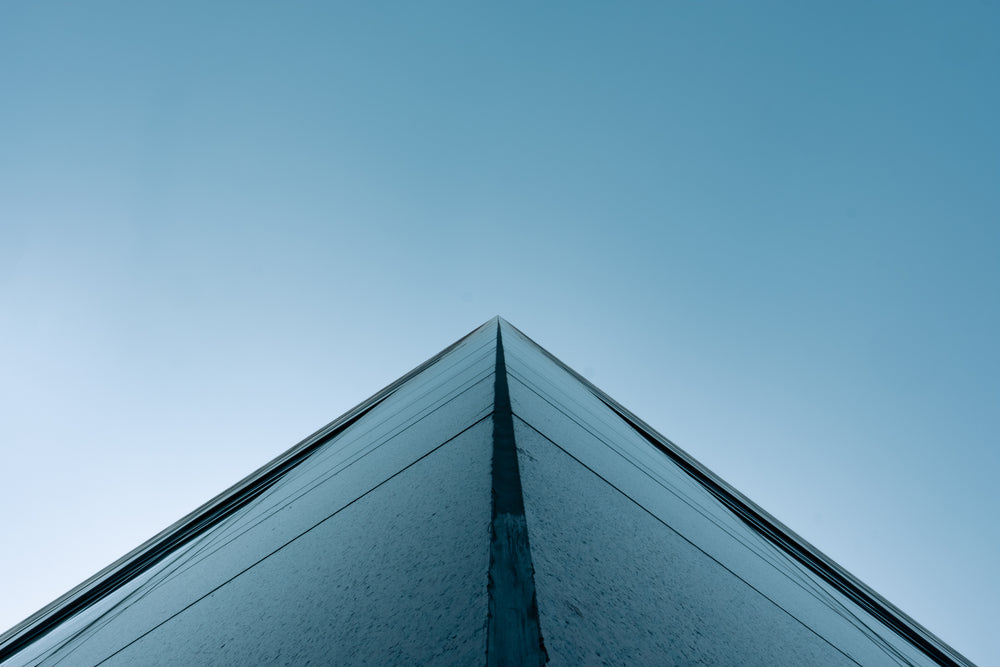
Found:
1,2 -> 997,664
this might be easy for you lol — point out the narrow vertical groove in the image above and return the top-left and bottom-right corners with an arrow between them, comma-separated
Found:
486,322 -> 547,666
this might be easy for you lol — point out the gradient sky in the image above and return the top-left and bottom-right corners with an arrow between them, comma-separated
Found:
1,2 -> 997,664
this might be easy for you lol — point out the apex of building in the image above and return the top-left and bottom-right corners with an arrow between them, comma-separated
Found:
0,319 -> 972,666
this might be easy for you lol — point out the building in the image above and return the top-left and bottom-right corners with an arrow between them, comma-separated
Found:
0,318 -> 972,665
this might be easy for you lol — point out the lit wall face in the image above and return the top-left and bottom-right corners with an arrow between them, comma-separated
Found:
9,323 -> 497,666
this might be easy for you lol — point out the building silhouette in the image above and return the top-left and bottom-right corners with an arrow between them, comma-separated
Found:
0,318 -> 972,665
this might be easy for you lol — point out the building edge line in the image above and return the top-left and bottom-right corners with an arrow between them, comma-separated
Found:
485,322 -> 547,666
499,318 -> 972,667
0,319 -> 496,662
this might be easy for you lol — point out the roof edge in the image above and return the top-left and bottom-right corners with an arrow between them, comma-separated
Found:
0,318 -> 496,661
499,319 -> 973,667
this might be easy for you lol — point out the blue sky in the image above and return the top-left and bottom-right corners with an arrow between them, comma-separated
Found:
1,2 -> 997,663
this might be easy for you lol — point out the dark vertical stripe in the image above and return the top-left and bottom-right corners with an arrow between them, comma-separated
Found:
486,323 -> 547,666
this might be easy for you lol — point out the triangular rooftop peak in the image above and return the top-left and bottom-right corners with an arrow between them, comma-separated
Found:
0,320 -> 972,666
